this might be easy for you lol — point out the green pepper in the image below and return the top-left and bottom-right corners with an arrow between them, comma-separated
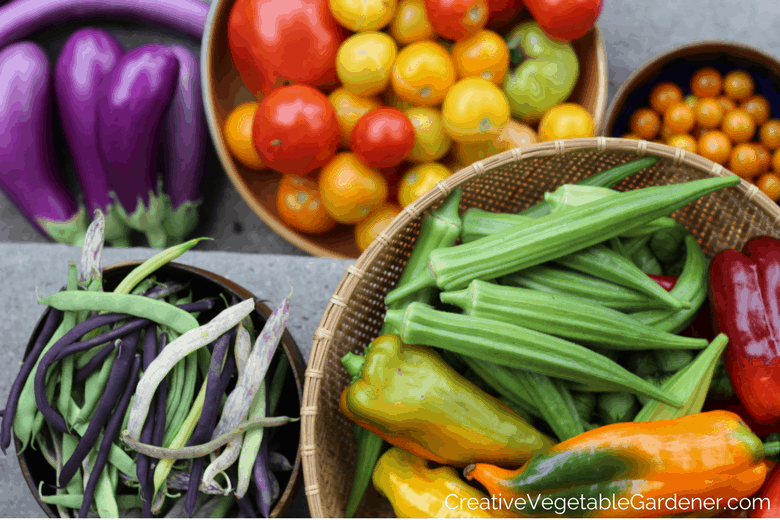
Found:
503,21 -> 579,123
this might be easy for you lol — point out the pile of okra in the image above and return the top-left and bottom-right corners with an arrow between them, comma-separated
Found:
382,157 -> 741,443
0,225 -> 297,518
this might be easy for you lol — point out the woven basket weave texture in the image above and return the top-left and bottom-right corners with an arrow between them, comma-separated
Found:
301,137 -> 780,518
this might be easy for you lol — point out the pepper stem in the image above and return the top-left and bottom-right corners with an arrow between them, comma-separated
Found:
764,441 -> 780,457
341,353 -> 366,380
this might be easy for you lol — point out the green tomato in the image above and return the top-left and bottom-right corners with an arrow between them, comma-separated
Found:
502,21 -> 579,123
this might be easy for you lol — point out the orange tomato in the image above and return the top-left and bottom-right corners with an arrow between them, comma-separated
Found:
664,102 -> 695,134
752,143 -> 771,174
390,0 -> 435,44
276,175 -> 338,234
697,130 -> 732,165
328,88 -> 382,146
716,96 -> 737,113
728,143 -> 762,180
741,95 -> 771,126
695,98 -> 724,129
660,124 -> 676,142
772,148 -> 780,173
224,103 -> 267,170
690,67 -> 722,98
667,134 -> 697,153
757,172 -> 780,202
450,30 -> 509,85
318,152 -> 389,223
649,82 -> 683,114
397,162 -> 452,207
724,70 -> 755,101
683,94 -> 699,111
760,120 -> 780,150
629,108 -> 661,140
391,41 -> 456,106
355,202 -> 402,252
721,109 -> 756,143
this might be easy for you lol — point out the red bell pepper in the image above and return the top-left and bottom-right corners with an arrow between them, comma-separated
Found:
648,273 -> 678,291
709,236 -> 780,425
750,463 -> 780,518
521,0 -> 603,42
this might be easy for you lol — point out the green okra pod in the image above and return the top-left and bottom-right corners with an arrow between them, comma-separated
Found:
458,355 -> 541,417
631,245 -> 664,275
515,371 -> 584,441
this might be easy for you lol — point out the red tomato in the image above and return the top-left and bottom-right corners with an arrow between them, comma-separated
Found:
350,108 -> 416,168
253,85 -> 341,176
425,0 -> 488,40
486,0 -> 524,29
379,162 -> 410,202
227,0 -> 345,98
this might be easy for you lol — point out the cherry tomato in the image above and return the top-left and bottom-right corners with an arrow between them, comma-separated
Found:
228,0 -> 345,97
724,70 -> 755,101
690,67 -> 722,98
667,134 -> 697,154
495,120 -> 538,150
649,82 -> 683,114
741,95 -> 771,126
379,162 -> 408,199
538,103 -> 595,141
729,143 -> 762,180
716,95 -> 737,113
663,102 -> 695,134
485,0 -> 524,29
760,120 -> 780,150
351,108 -> 416,168
390,0 -> 436,44
772,148 -> 780,173
328,88 -> 382,147
442,77 -> 510,143
330,0 -> 397,31
753,143 -> 771,174
450,30 -> 509,85
757,172 -> 780,202
336,32 -> 398,97
721,109 -> 756,143
391,41 -> 456,106
276,175 -> 337,234
397,162 -> 452,207
453,139 -> 503,164
425,0 -> 488,40
660,124 -> 676,142
355,202 -> 402,252
697,130 -> 732,165
629,108 -> 661,140
695,98 -> 724,129
405,107 -> 452,162
253,85 -> 341,176
318,152 -> 389,223
683,94 -> 699,111
224,103 -> 267,170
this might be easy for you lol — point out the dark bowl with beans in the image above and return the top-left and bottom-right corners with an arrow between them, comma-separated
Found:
15,261 -> 305,518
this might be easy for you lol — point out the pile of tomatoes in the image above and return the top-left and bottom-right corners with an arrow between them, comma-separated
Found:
623,68 -> 780,202
222,0 -> 594,252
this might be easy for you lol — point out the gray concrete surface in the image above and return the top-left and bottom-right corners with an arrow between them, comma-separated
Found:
0,0 -> 779,517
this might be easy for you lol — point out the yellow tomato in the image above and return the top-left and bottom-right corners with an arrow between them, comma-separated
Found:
405,107 -> 451,162
224,103 -> 266,170
441,77 -> 510,143
319,152 -> 389,223
355,202 -> 402,252
337,32 -> 398,97
495,119 -> 538,151
329,0 -> 397,31
453,140 -> 503,165
390,0 -> 435,45
538,103 -> 595,141
450,30 -> 509,85
397,162 -> 452,207
328,89 -> 382,147
391,41 -> 455,107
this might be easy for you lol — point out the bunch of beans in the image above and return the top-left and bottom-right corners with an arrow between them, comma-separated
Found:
623,67 -> 780,201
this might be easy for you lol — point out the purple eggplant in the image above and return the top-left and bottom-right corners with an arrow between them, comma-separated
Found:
0,42 -> 87,244
161,45 -> 207,245
55,28 -> 131,247
96,44 -> 179,248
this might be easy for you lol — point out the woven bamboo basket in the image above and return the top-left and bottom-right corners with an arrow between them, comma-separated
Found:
300,137 -> 780,518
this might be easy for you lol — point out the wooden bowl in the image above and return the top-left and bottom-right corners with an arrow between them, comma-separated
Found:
301,137 -> 780,517
601,40 -> 780,140
16,261 -> 305,518
200,0 -> 608,259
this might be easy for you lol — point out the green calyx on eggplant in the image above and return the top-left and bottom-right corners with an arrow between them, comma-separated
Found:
0,42 -> 88,245
502,21 -> 579,124
55,28 -> 132,247
97,44 -> 180,248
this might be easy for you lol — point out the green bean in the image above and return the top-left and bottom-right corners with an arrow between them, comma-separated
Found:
165,358 -> 185,424
210,495 -> 236,518
268,354 -> 289,415
38,292 -> 199,335
122,396 -> 135,433
130,275 -> 157,296
113,238 -> 211,295
237,382 -> 267,498
77,350 -> 117,425
163,352 -> 198,448
197,346 -> 212,380
56,263 -> 79,423
61,432 -> 83,497
30,362 -> 60,445
88,449 -> 119,518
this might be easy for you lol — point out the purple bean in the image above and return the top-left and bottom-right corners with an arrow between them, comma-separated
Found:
1,307 -> 63,453
236,496 -> 255,518
137,323 -> 157,518
142,280 -> 191,300
72,342 -> 116,383
79,354 -> 141,518
253,431 -> 272,517
59,332 -> 140,488
150,332 -> 169,454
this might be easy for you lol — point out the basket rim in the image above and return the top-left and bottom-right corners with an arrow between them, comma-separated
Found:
300,137 -> 780,518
